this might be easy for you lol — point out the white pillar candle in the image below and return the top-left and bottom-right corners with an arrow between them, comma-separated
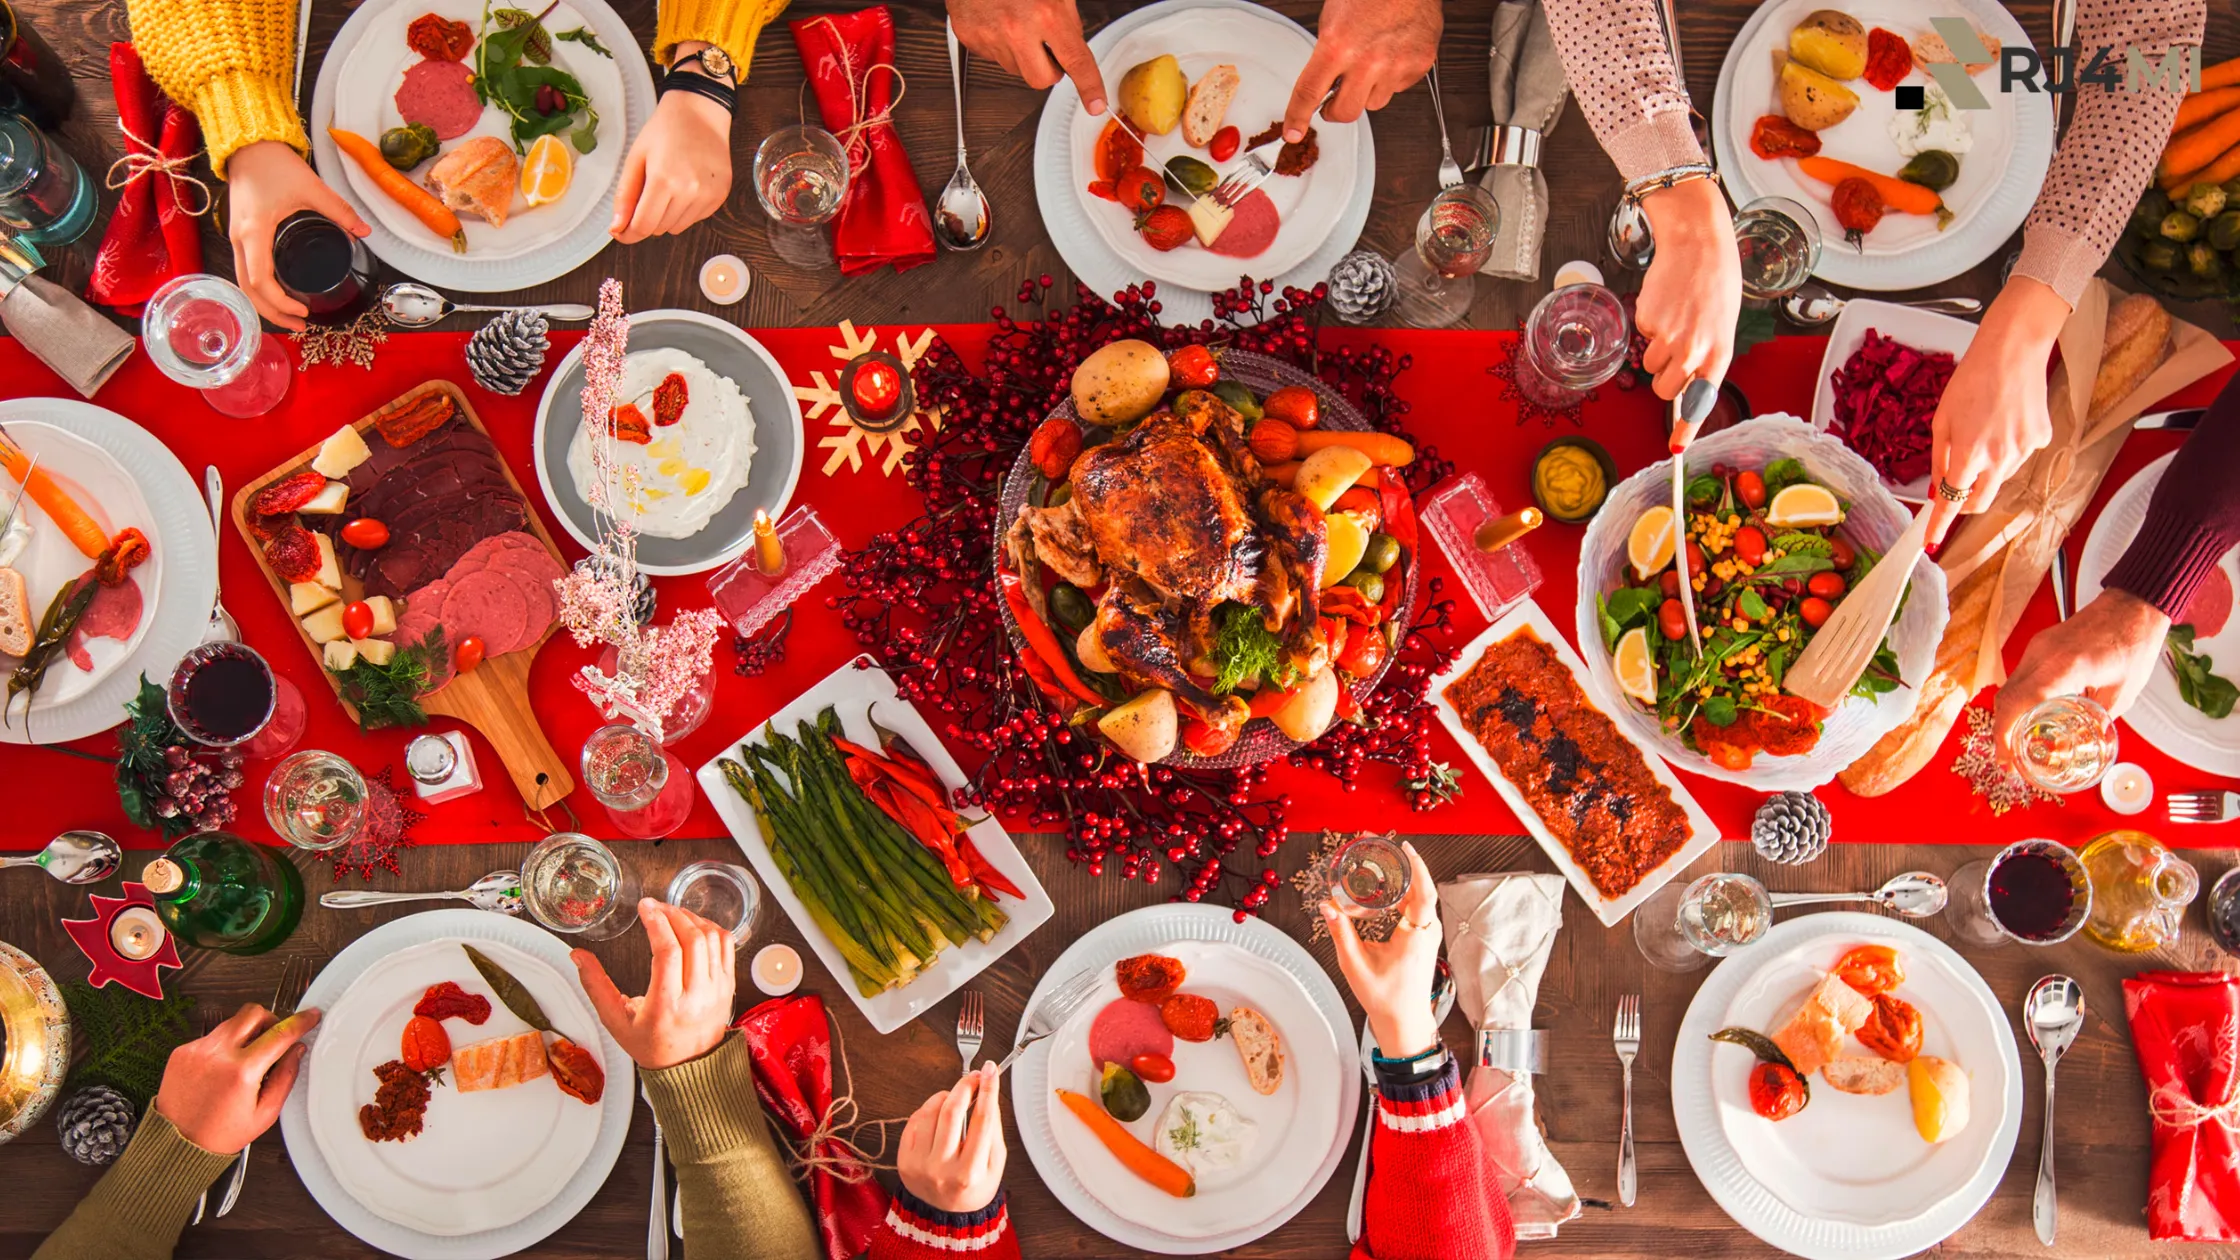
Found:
699,254 -> 751,306
752,943 -> 802,995
2100,762 -> 2153,815
110,906 -> 165,961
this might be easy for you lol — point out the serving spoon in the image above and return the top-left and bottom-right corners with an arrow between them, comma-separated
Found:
380,282 -> 594,328
1768,870 -> 1949,918
0,831 -> 123,885
2027,975 -> 2086,1246
1778,283 -> 1983,328
320,870 -> 525,913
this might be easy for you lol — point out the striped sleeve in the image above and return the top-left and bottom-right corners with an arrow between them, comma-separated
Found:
1357,1054 -> 1515,1260
867,1188 -> 1021,1259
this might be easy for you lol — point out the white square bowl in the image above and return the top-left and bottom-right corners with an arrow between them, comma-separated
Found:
1809,298 -> 1979,502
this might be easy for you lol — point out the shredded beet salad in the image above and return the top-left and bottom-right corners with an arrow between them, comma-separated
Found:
1829,329 -> 1955,484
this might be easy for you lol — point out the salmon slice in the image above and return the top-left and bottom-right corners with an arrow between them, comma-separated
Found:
452,1030 -> 550,1092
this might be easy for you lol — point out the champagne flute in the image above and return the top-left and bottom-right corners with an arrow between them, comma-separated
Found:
1394,184 -> 1500,329
753,125 -> 850,270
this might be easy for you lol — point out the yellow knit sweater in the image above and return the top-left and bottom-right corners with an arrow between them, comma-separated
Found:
125,0 -> 789,179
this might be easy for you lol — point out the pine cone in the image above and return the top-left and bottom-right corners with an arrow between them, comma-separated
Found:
464,310 -> 552,396
1326,250 -> 1397,324
573,555 -> 656,626
1751,790 -> 1832,865
55,1085 -> 137,1167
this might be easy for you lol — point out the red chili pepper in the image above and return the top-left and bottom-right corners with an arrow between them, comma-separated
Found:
1375,475 -> 1419,619
1318,586 -> 1382,626
1016,647 -> 1076,706
1246,685 -> 1299,720
1334,681 -> 1362,720
957,835 -> 1025,900
998,563 -> 1107,706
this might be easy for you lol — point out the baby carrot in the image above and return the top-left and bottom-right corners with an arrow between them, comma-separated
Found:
2203,55 -> 2240,92
2161,109 -> 2240,189
1293,430 -> 1416,467
2173,87 -> 2240,134
0,439 -> 107,558
327,128 -> 465,253
1055,1090 -> 1194,1197
2162,142 -> 2240,196
1795,156 -> 1945,217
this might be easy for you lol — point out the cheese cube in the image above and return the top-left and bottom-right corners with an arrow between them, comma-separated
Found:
312,533 -> 341,589
322,639 -> 359,671
310,425 -> 371,479
303,603 -> 348,644
298,482 -> 350,515
364,595 -> 398,636
290,581 -> 340,615
353,638 -> 397,667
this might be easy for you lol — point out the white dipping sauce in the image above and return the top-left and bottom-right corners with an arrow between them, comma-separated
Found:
1887,81 -> 1974,158
1152,1091 -> 1258,1185
567,346 -> 756,540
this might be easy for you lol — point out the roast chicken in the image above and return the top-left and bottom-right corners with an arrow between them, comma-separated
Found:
1009,389 -> 1330,741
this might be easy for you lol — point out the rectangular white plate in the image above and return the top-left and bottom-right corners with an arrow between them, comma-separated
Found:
1428,599 -> 1723,926
695,655 -> 1055,1034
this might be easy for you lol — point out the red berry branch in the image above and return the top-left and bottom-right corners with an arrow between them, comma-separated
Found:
825,276 -> 1462,915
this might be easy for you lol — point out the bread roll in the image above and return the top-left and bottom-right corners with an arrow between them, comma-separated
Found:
1824,1055 -> 1906,1096
1182,65 -> 1240,148
1228,1005 -> 1283,1095
0,566 -> 28,657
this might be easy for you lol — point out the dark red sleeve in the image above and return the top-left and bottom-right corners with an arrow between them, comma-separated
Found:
1352,1055 -> 1515,1260
2103,376 -> 2240,621
866,1187 -> 1021,1260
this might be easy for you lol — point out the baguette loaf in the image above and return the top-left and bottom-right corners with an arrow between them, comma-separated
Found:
2091,294 -> 2172,420
0,566 -> 27,657
1824,1055 -> 1906,1096
1228,1005 -> 1283,1095
1838,559 -> 1998,796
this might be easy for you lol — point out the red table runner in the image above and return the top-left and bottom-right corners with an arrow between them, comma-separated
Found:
2,326 -> 2235,863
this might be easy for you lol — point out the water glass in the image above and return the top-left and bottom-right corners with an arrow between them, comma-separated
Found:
1394,184 -> 1500,329
1635,871 -> 1771,972
665,861 -> 764,949
142,275 -> 294,418
753,125 -> 849,269
1325,834 -> 1411,918
262,749 -> 370,852
0,1 -> 76,128
581,722 -> 693,839
521,832 -> 640,940
1733,196 -> 1822,301
0,113 -> 92,246
1517,283 -> 1631,409
2011,694 -> 2118,795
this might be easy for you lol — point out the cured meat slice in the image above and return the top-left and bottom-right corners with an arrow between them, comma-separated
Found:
395,59 -> 482,142
1087,997 -> 1174,1071
452,1030 -> 550,1092
2185,566 -> 2233,638
443,569 -> 530,656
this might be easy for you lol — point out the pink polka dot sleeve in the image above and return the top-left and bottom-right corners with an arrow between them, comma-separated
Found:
1542,0 -> 1706,180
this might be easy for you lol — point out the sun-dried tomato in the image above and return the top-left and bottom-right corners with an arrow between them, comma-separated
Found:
1831,178 -> 1887,248
1833,945 -> 1905,996
375,394 -> 456,447
1749,115 -> 1821,161
1116,954 -> 1186,1003
97,528 -> 151,587
400,1015 -> 451,1072
1864,27 -> 1913,91
1093,119 -> 1143,182
1160,993 -> 1221,1042
413,980 -> 492,1024
1856,993 -> 1924,1063
251,470 -> 329,516
609,403 -> 653,445
546,1036 -> 605,1104
358,1060 -> 431,1142
406,13 -> 474,61
651,373 -> 690,427
261,519 -> 324,584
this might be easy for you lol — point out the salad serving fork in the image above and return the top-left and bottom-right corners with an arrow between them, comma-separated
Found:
994,967 -> 1103,1072
956,991 -> 986,1066
2170,791 -> 2240,823
1614,994 -> 1641,1208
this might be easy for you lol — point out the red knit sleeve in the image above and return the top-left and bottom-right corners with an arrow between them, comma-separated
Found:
1353,1055 -> 1515,1260
866,1187 -> 1021,1260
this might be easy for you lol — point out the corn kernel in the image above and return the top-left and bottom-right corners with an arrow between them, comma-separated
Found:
1777,627 -> 1792,642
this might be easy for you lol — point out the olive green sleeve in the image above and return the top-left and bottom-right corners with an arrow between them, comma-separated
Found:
32,1110 -> 233,1260
639,1033 -> 819,1260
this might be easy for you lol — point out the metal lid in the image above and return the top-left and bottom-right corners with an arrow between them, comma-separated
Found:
139,858 -> 183,895
405,734 -> 457,784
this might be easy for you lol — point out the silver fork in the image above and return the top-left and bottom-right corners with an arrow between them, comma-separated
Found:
956,991 -> 985,1066
1614,995 -> 1641,1207
1426,65 -> 1462,190
1210,90 -> 1335,209
191,1009 -> 220,1226
2170,791 -> 2240,823
643,1083 -> 669,1260
994,967 -> 1104,1072
217,956 -> 315,1218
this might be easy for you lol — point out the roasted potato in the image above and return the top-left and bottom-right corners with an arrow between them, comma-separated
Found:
1117,54 -> 1187,136
1269,668 -> 1340,743
1070,339 -> 1169,424
1098,687 -> 1178,762
1293,445 -> 1373,511
1788,10 -> 1867,80
1778,60 -> 1860,131
1076,622 -> 1117,673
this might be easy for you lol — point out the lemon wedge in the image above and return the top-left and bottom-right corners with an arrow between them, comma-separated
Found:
521,134 -> 573,208
1766,483 -> 1843,528
1615,626 -> 1658,705
1627,505 -> 1676,581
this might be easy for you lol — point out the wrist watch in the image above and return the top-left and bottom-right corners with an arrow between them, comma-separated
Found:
658,45 -> 739,112
670,46 -> 737,86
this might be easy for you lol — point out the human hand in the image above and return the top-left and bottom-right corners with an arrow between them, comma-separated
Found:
948,0 -> 1106,116
1994,588 -> 2171,768
224,140 -> 371,332
153,1003 -> 321,1155
1635,178 -> 1742,403
611,70 -> 733,244
1321,841 -> 1443,1060
571,899 -> 737,1070
1282,0 -> 1441,143
1925,277 -> 2068,544
897,1063 -> 1006,1213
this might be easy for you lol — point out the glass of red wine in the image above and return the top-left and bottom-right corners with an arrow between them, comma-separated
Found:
1946,839 -> 2092,948
272,212 -> 376,324
167,642 -> 305,759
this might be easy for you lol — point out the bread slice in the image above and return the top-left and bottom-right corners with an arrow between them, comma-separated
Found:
1823,1055 -> 1905,1096
0,567 -> 27,657
1228,1005 -> 1284,1095
1182,64 -> 1240,148
425,135 -> 519,228
1771,974 -> 1874,1078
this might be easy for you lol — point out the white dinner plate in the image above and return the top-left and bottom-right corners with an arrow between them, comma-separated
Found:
2076,452 -> 2240,776
0,399 -> 214,746
694,655 -> 1055,1035
311,0 -> 654,292
1033,0 -> 1375,327
1013,903 -> 1360,1253
281,911 -> 633,1259
1428,598 -> 1722,927
1674,913 -> 2022,1259
1711,0 -> 2053,291
1808,298 -> 1979,502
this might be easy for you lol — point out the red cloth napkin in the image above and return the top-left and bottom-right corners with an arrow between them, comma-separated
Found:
2123,970 -> 2240,1241
85,43 -> 204,314
788,7 -> 935,276
734,994 -> 886,1260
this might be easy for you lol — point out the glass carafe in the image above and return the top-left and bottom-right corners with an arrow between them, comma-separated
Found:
2080,830 -> 2197,952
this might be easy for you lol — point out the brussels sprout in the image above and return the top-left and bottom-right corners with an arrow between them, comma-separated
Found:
379,123 -> 439,170
2189,240 -> 2223,280
2132,188 -> 2174,236
1895,149 -> 1959,192
2222,178 -> 2240,202
2209,211 -> 2240,253
1100,1062 -> 1149,1122
2161,211 -> 2203,243
2140,240 -> 2182,272
1209,379 -> 1262,420
1361,533 -> 1401,575
2184,182 -> 2231,220
1342,570 -> 1386,603
1051,583 -> 1096,632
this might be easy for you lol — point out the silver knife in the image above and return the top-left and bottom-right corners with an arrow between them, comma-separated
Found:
2134,407 -> 2203,431
1669,379 -> 1718,657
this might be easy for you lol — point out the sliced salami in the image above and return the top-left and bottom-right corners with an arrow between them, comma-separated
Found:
442,569 -> 530,657
395,59 -> 483,141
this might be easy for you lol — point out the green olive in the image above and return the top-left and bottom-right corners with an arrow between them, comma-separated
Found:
1361,533 -> 1401,575
1050,584 -> 1096,632
1343,570 -> 1385,603
1209,379 -> 1262,420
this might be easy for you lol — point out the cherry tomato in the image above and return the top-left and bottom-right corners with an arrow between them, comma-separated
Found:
1261,385 -> 1321,430
1207,125 -> 1241,163
1829,536 -> 1858,570
1807,571 -> 1847,598
1335,623 -> 1389,677
1686,541 -> 1707,573
1660,569 -> 1681,597
1180,717 -> 1239,758
1856,993 -> 1924,1063
1167,343 -> 1219,389
1130,1052 -> 1177,1084
1833,945 -> 1905,995
1735,470 -> 1767,509
1748,1060 -> 1807,1121
1734,526 -> 1768,566
1116,165 -> 1164,213
340,517 -> 390,549
1658,598 -> 1688,641
454,635 -> 487,674
1799,596 -> 1833,628
342,600 -> 374,641
1329,487 -> 1380,528
401,1015 -> 450,1073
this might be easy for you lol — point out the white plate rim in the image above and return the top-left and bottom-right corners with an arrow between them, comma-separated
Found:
1807,298 -> 1980,502
279,910 -> 635,1260
1672,912 -> 2024,1260
0,398 -> 216,746
1010,902 -> 1362,1253
1031,0 -> 1376,327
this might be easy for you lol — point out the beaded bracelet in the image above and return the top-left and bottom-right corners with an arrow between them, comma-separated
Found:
1621,163 -> 1721,208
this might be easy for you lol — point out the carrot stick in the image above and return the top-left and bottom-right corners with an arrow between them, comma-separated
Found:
1794,156 -> 1945,216
2204,55 -> 2240,92
327,128 -> 466,253
1054,1090 -> 1195,1197
0,440 -> 107,559
2161,141 -> 2240,195
2175,87 -> 2240,133
1293,431 -> 1415,467
2161,109 -> 2240,186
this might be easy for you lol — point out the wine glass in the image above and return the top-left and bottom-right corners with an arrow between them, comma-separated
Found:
141,275 -> 293,418
166,641 -> 303,757
753,125 -> 850,270
521,832 -> 640,941
1394,184 -> 1500,329
580,723 -> 693,840
262,749 -> 370,852
1947,839 -> 2092,948
2010,695 -> 2119,795
1732,196 -> 1822,301
1635,871 -> 1772,972
1324,834 -> 1412,918
1516,283 -> 1631,409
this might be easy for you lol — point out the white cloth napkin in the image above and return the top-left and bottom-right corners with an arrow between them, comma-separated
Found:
1439,871 -> 1581,1238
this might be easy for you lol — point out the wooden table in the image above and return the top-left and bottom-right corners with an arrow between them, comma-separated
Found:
7,0 -> 2240,1256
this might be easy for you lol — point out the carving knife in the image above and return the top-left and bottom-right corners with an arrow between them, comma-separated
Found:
1669,379 -> 1718,658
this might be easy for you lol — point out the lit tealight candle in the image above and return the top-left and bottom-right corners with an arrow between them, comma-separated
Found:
2101,761 -> 2154,815
752,509 -> 787,577
699,254 -> 750,306
110,906 -> 165,962
752,943 -> 802,995
1552,259 -> 1606,290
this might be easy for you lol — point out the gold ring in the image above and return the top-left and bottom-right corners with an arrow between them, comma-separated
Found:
1936,478 -> 1970,503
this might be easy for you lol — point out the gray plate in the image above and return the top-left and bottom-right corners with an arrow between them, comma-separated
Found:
532,310 -> 805,576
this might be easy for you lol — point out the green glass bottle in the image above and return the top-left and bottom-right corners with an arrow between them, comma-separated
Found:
140,832 -> 304,956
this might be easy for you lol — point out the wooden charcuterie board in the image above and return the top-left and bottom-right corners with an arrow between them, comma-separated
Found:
229,381 -> 573,810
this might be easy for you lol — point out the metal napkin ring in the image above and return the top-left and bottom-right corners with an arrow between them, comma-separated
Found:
1478,1027 -> 1547,1073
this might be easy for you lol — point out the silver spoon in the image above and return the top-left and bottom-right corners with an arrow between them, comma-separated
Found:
202,465 -> 239,644
320,870 -> 525,913
1779,283 -> 1984,328
1,831 -> 123,884
1768,870 -> 1949,918
1348,958 -> 1454,1242
380,282 -> 595,328
933,20 -> 991,251
2026,975 -> 2085,1247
